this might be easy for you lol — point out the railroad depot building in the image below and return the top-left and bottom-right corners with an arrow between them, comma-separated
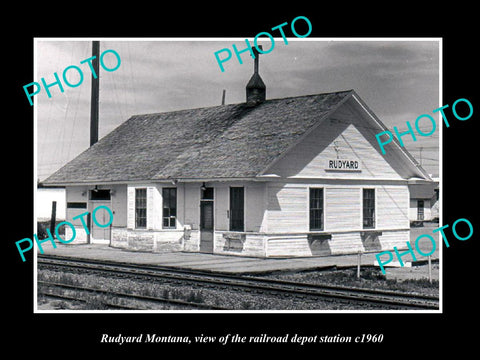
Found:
43,66 -> 433,258
408,177 -> 439,223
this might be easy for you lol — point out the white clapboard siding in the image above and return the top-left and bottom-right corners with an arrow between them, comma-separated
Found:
330,232 -> 363,254
110,185 -> 127,227
245,183 -> 266,232
266,106 -> 402,180
64,186 -> 85,225
214,185 -> 229,231
127,186 -> 135,229
378,230 -> 409,250
184,183 -> 201,230
267,236 -> 311,257
175,184 -> 185,228
267,184 -> 308,233
146,186 -> 156,230
325,187 -> 361,231
376,186 -> 409,229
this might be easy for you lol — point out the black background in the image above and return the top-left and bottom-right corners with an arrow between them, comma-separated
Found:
6,4 -> 477,356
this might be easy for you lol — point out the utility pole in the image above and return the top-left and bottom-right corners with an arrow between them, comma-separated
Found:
90,41 -> 100,147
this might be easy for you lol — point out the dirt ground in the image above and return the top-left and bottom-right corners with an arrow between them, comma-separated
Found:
387,222 -> 440,282
385,262 -> 439,282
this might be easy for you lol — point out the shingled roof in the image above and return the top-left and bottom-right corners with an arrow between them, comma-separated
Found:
43,90 -> 354,185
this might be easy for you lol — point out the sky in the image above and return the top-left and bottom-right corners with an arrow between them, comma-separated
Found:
35,38 -> 440,181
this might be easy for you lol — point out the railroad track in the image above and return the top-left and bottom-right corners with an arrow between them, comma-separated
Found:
38,281 -> 227,310
37,254 -> 439,310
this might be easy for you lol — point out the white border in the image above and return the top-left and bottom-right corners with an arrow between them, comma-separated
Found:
33,37 -> 442,314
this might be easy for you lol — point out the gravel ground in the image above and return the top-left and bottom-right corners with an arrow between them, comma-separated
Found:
385,263 -> 439,283
258,265 -> 439,297
37,269 -> 360,311
37,267 -> 437,311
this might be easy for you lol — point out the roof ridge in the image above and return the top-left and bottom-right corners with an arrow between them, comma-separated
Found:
131,89 -> 355,118
152,90 -> 355,181
42,89 -> 357,185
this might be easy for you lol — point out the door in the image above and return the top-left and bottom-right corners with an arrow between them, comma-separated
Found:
229,187 -> 244,231
200,187 -> 214,253
90,200 -> 112,244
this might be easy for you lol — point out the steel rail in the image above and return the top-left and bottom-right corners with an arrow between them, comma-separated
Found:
38,291 -> 137,310
37,254 -> 439,310
38,280 -> 227,310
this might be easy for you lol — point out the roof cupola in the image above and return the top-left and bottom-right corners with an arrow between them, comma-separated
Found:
246,46 -> 266,105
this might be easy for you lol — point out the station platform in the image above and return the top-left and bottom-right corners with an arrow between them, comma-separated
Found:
36,229 -> 440,281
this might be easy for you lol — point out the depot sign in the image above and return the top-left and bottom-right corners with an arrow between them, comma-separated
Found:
326,159 -> 361,172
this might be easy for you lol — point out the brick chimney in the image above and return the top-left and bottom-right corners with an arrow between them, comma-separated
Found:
246,46 -> 266,105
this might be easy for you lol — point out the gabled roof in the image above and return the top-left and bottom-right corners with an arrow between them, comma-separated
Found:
409,183 -> 436,199
43,90 -> 353,185
42,89 -> 430,185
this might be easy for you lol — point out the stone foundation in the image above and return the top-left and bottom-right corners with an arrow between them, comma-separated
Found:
64,226 -> 89,244
91,227 -> 410,258
111,228 -> 184,252
266,230 -> 410,257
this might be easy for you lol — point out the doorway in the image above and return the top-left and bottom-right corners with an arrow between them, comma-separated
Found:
89,189 -> 112,244
200,187 -> 214,253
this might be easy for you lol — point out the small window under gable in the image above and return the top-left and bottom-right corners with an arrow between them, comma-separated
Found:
90,189 -> 111,200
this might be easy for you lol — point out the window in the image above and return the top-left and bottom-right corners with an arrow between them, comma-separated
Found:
309,188 -> 324,231
417,200 -> 424,221
201,187 -> 214,200
363,189 -> 375,229
90,189 -> 111,200
67,202 -> 87,209
230,187 -> 244,231
135,188 -> 147,229
162,188 -> 177,229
